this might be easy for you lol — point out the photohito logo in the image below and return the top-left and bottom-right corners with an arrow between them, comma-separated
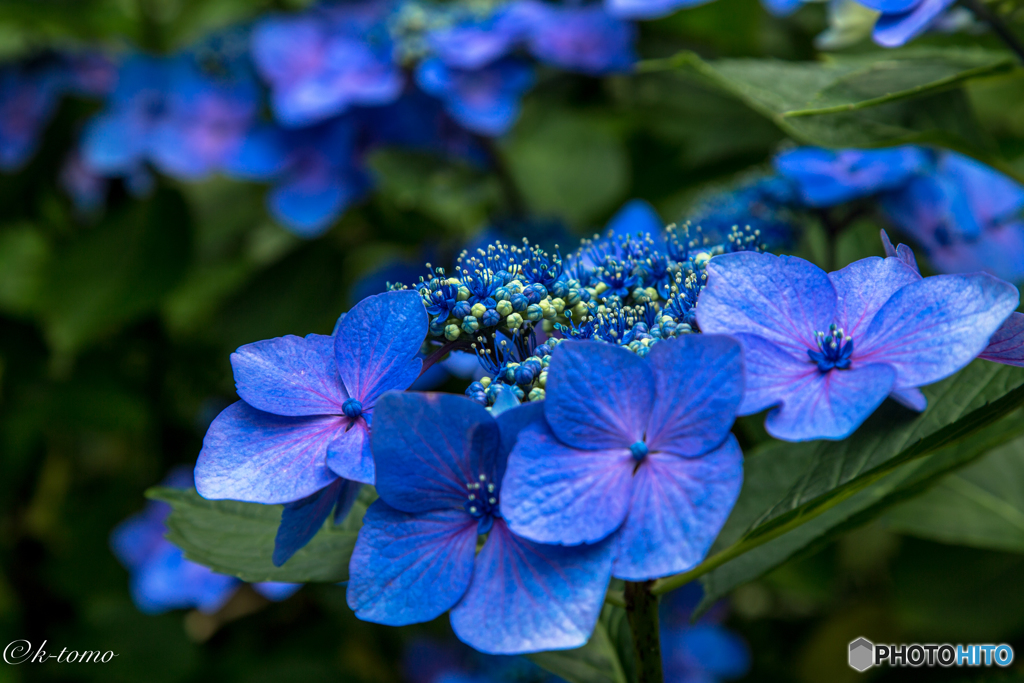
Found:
848,637 -> 1014,671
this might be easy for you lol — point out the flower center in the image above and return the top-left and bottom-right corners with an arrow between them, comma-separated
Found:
807,324 -> 854,372
465,473 -> 499,534
630,441 -> 648,461
342,398 -> 363,419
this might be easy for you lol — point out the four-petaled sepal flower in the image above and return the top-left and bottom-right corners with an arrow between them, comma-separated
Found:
346,392 -> 614,654
195,290 -> 427,565
500,336 -> 746,581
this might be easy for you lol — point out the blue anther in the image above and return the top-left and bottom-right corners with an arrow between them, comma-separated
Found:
342,398 -> 363,419
630,441 -> 648,461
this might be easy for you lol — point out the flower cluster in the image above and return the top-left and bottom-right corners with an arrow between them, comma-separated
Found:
396,200 -> 772,406
3,1 -> 637,236
190,196 -> 1024,655
776,146 -> 1024,284
110,466 -> 299,614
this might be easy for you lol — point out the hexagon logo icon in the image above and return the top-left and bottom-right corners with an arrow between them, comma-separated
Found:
849,638 -> 874,672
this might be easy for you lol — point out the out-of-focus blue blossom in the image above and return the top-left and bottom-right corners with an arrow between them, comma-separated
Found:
661,585 -> 750,683
421,2 -> 535,70
518,1 -> 636,74
697,250 -> 1018,440
82,52 -> 259,180
403,637 -> 563,683
683,177 -> 798,250
226,117 -> 370,237
347,393 -> 613,654
110,466 -> 299,614
416,57 -> 535,136
775,146 -> 928,207
252,2 -> 404,127
858,0 -> 956,46
605,0 -> 711,21
0,54 -> 115,172
195,291 -> 427,565
881,150 -> 1024,283
500,336 -> 744,580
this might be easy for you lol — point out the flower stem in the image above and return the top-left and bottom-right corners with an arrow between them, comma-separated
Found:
962,0 -> 1024,65
624,581 -> 664,683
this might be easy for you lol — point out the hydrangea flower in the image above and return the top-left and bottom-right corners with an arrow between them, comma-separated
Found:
347,392 -> 614,654
195,290 -> 428,564
500,336 -> 745,580
660,585 -> 750,683
251,2 -> 403,127
225,118 -> 369,237
518,2 -> 636,75
111,467 -> 299,614
774,146 -> 928,207
81,53 -> 258,180
696,250 -> 1019,441
881,150 -> 1024,283
422,3 -> 535,70
415,57 -> 535,136
856,0 -> 956,46
683,177 -> 798,250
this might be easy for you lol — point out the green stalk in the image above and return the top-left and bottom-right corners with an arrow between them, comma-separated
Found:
624,581 -> 664,683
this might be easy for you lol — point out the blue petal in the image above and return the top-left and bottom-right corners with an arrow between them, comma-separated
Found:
224,125 -> 290,179
231,333 -> 348,417
604,199 -> 666,251
495,399 -> 545,460
131,543 -> 238,615
334,478 -> 363,524
252,582 -> 302,601
858,272 -> 1019,389
326,419 -> 374,483
268,172 -> 348,238
80,112 -> 147,175
738,335 -> 897,441
697,252 -> 837,357
774,147 -> 928,207
501,422 -> 633,545
663,624 -> 751,680
196,401 -> 341,504
828,256 -> 922,339
613,438 -> 743,581
873,0 -> 956,47
273,478 -> 346,566
545,341 -> 654,450
335,290 -> 427,406
449,520 -> 614,654
645,335 -> 743,457
605,0 -> 714,20
890,387 -> 927,412
761,0 -> 804,16
980,312 -> 1024,367
347,501 -> 477,626
371,392 -> 500,514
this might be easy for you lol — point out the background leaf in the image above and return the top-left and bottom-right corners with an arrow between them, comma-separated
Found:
149,485 -> 371,583
882,435 -> 1024,552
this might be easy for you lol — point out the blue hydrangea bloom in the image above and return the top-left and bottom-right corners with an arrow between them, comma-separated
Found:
195,290 -> 427,564
605,0 -> 712,20
225,117 -> 370,237
774,146 -> 929,207
81,53 -> 258,180
251,2 -> 404,127
415,57 -> 535,137
518,2 -> 636,75
500,335 -> 745,580
881,150 -> 1024,283
684,177 -> 798,250
660,585 -> 750,683
111,467 -> 299,614
696,250 -> 1019,441
0,55 -> 114,172
857,0 -> 956,46
347,392 -> 614,654
424,3 -> 535,70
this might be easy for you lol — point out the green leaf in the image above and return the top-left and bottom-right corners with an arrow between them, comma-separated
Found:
527,605 -> 631,683
637,48 -> 1018,179
37,188 -> 192,355
148,485 -> 373,583
503,107 -> 629,227
883,435 -> 1024,552
650,361 -> 1024,601
0,224 -> 50,316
